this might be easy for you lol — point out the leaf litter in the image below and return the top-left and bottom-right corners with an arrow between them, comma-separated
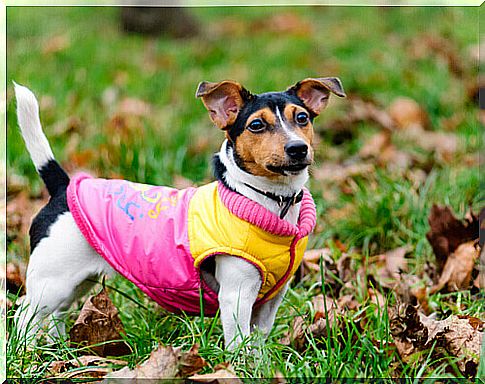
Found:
69,288 -> 131,357
106,344 -> 207,379
290,203 -> 482,374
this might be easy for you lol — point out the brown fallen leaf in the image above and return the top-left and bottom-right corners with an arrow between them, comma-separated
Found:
48,355 -> 127,378
302,248 -> 333,275
390,304 -> 483,377
359,131 -> 392,159
7,190 -> 46,246
351,98 -> 395,131
400,125 -> 458,161
117,97 -> 151,117
311,294 -> 337,315
409,35 -> 465,77
336,294 -> 359,311
189,362 -> 242,383
359,131 -> 414,171
42,34 -> 71,54
69,288 -> 131,357
426,205 -> 479,274
388,97 -> 430,130
313,162 -> 375,184
370,246 -> 410,290
6,173 -> 29,198
6,262 -> 25,295
107,345 -> 178,379
251,12 -> 313,37
430,240 -> 480,294
177,344 -> 208,378
107,344 -> 207,379
283,295 -> 340,352
323,97 -> 394,140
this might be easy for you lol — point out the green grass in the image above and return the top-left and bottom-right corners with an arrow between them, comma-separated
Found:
6,6 -> 482,380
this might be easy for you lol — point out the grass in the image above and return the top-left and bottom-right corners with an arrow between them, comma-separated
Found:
5,6 -> 482,380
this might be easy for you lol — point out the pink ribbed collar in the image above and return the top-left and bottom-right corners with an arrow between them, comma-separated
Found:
217,182 -> 316,238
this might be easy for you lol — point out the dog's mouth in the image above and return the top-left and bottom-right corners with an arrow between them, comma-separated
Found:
266,162 -> 311,176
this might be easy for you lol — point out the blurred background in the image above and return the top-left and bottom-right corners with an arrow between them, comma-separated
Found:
5,7 -> 483,379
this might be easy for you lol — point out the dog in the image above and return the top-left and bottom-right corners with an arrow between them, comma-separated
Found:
13,77 -> 345,350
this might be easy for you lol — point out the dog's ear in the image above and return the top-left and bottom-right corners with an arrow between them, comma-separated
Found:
196,80 -> 250,130
289,77 -> 346,115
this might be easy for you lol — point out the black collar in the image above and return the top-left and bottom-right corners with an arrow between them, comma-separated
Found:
243,183 -> 304,219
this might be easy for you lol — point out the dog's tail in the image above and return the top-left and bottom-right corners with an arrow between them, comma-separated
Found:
14,82 -> 70,196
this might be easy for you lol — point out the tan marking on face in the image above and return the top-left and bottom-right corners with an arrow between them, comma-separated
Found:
283,104 -> 314,147
234,104 -> 314,178
246,107 -> 276,127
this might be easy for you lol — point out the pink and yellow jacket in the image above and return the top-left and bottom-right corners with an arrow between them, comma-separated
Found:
67,173 -> 316,316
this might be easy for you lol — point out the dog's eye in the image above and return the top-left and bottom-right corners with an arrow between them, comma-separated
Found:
295,112 -> 309,125
248,119 -> 265,133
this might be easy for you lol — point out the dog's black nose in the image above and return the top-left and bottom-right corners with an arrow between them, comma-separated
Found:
285,141 -> 308,160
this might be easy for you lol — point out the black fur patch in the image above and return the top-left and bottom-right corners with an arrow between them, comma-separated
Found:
29,186 -> 69,252
212,152 -> 233,191
30,159 -> 70,252
38,159 -> 70,197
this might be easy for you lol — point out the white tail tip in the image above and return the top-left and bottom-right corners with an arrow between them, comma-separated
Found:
14,81 -> 55,170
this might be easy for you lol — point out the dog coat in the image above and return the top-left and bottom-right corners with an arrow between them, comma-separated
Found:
67,173 -> 316,316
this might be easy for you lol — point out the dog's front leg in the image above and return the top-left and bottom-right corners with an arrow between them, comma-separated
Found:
215,255 -> 261,350
251,281 -> 289,339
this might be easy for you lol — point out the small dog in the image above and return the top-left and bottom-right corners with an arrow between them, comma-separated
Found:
14,77 -> 345,349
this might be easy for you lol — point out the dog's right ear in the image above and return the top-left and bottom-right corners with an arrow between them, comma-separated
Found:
196,80 -> 250,130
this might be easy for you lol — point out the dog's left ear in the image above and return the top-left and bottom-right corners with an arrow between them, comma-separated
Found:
289,77 -> 346,115
196,80 -> 250,130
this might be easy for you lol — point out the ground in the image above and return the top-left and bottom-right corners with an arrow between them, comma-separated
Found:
5,6 -> 483,380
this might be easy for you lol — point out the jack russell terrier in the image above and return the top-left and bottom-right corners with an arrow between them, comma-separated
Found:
13,77 -> 345,350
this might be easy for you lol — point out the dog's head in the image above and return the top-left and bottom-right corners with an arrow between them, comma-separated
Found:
196,78 -> 346,179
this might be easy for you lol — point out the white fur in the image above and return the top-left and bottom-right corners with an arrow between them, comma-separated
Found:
14,82 -> 55,170
15,212 -> 114,341
218,140 -> 306,226
14,85 -> 307,350
276,107 -> 302,143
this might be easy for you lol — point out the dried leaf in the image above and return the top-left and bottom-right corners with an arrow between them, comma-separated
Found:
6,173 -> 29,198
359,131 -> 391,158
385,247 -> 409,281
336,294 -> 359,311
426,205 -> 479,274
372,246 -> 410,289
401,125 -> 458,161
313,162 -> 375,184
252,13 -> 313,37
390,304 -> 483,377
43,34 -> 70,54
69,288 -> 131,357
189,362 -> 242,383
7,191 -> 46,244
283,295 -> 340,352
311,295 -> 337,315
6,262 -> 25,295
351,98 -> 395,131
48,355 -> 127,378
430,240 -> 480,293
107,345 -> 179,379
117,97 -> 151,117
302,248 -> 332,275
107,344 -> 207,379
177,344 -> 207,378
388,97 -> 429,130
